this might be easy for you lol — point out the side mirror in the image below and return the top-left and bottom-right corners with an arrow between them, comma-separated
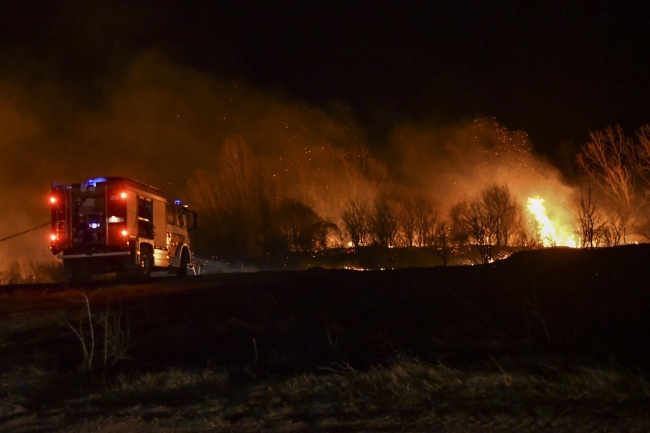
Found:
181,208 -> 198,230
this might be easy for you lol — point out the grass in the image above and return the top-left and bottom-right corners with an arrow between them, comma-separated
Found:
2,246 -> 650,431
2,356 -> 650,432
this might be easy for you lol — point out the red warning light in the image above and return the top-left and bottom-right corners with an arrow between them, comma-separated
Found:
50,196 -> 57,204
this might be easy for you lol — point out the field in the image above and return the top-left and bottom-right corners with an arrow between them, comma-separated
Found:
1,245 -> 650,432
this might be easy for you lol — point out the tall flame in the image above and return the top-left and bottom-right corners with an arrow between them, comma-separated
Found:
527,197 -> 576,248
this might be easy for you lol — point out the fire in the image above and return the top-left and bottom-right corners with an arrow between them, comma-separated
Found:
527,198 -> 576,248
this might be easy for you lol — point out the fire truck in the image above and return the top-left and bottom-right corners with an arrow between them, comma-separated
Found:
50,177 -> 197,281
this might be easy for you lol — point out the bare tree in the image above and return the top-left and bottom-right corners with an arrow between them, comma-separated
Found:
635,124 -> 650,187
369,198 -> 399,248
573,182 -> 605,248
480,184 -> 520,247
450,197 -> 491,264
600,215 -> 625,247
399,197 -> 418,248
413,199 -> 438,247
577,124 -> 650,242
450,184 -> 524,264
578,125 -> 635,208
274,200 -> 321,252
312,220 -> 339,250
342,199 -> 370,248
435,220 -> 450,266
398,194 -> 437,247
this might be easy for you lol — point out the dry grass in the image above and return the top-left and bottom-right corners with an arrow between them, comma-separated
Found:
2,247 -> 650,432
1,357 -> 649,432
0,258 -> 64,284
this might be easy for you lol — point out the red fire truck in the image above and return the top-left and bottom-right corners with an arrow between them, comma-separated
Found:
50,177 -> 197,281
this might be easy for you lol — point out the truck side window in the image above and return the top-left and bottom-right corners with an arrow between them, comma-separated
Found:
137,197 -> 154,239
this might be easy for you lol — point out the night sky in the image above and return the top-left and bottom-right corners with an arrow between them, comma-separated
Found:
2,1 -> 649,154
1,1 -> 649,260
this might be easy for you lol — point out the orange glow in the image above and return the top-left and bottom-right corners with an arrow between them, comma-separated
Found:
50,234 -> 57,241
120,192 -> 127,199
121,230 -> 128,236
50,196 -> 57,204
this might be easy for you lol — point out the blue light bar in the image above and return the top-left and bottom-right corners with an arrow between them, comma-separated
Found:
84,177 -> 108,187
174,199 -> 182,205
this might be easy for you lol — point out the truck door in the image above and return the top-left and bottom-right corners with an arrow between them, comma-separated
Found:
137,197 -> 154,239
152,199 -> 167,249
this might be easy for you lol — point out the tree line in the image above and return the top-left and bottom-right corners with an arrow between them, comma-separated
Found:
184,124 -> 650,264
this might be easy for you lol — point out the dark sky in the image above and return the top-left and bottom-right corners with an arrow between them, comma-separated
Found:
2,0 -> 648,260
2,1 -> 649,157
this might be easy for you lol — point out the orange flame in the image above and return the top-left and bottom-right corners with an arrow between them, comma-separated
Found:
527,198 -> 576,248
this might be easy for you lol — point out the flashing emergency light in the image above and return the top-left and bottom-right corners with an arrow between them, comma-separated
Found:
50,196 -> 57,204
120,192 -> 127,199
86,177 -> 108,187
90,222 -> 101,229
174,199 -> 182,205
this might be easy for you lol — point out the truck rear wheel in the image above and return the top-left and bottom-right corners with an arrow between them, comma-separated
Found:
137,247 -> 153,280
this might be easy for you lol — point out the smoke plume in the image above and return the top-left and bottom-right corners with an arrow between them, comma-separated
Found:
0,52 -> 577,268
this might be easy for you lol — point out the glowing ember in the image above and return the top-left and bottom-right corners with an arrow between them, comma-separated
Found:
527,198 -> 576,248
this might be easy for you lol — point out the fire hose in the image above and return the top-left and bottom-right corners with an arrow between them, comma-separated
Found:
0,222 -> 50,243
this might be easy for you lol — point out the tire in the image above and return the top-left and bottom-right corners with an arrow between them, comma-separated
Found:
137,247 -> 153,280
177,248 -> 190,277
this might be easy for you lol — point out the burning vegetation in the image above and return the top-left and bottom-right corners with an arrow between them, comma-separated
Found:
181,116 -> 649,267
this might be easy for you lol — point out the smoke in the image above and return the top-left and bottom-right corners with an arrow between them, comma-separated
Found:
387,118 -> 577,229
0,52 -> 371,263
0,52 -> 578,267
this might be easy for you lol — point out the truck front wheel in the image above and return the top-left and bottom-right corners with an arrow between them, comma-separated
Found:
178,248 -> 189,277
137,247 -> 153,280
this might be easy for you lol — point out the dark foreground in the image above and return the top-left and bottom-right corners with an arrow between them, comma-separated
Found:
1,245 -> 650,432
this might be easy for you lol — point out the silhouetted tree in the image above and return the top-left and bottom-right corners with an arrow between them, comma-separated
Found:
577,124 -> 650,242
394,194 -> 438,248
480,184 -> 521,247
369,199 -> 398,247
435,220 -> 450,266
599,216 -> 625,247
413,199 -> 438,247
274,200 -> 321,252
312,220 -> 339,250
450,184 -> 523,264
399,197 -> 418,248
574,182 -> 605,248
342,199 -> 370,248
